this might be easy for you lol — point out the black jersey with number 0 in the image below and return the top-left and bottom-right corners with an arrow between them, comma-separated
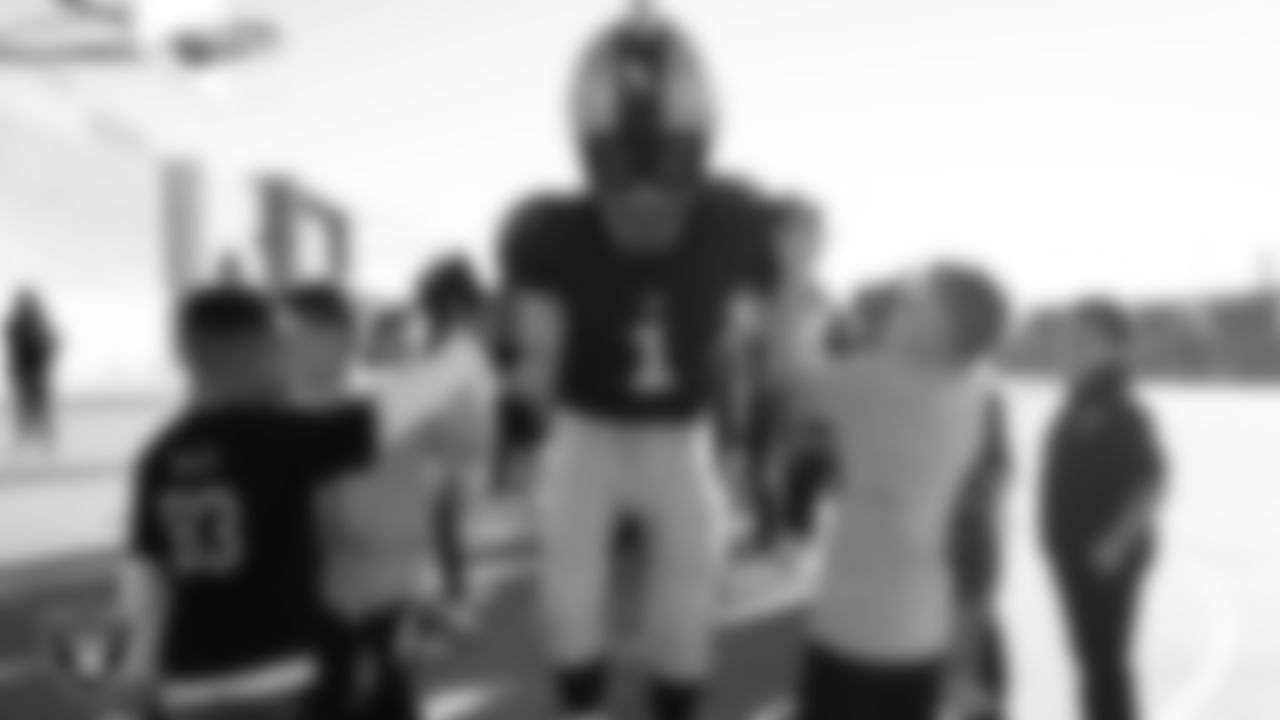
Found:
129,401 -> 374,678
500,181 -> 782,422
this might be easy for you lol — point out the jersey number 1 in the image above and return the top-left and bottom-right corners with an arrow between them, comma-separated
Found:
161,487 -> 243,578
630,312 -> 676,396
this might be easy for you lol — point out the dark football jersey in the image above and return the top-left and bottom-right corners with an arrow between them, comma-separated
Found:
128,401 -> 373,678
500,181 -> 782,421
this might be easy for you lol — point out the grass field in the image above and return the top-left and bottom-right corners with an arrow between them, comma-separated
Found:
0,381 -> 1274,719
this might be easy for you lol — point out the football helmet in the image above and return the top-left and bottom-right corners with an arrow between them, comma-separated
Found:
570,11 -> 716,194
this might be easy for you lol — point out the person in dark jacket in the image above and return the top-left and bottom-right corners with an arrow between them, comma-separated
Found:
6,288 -> 59,448
1041,298 -> 1167,720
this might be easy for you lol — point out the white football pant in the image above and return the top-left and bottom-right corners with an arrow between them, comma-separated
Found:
534,412 -> 731,678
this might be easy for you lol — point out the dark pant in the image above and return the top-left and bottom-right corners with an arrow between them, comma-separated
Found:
11,370 -> 52,443
978,617 -> 1008,719
314,610 -> 419,720
953,540 -> 1008,720
952,611 -> 1009,720
1048,542 -> 1151,720
795,643 -> 945,720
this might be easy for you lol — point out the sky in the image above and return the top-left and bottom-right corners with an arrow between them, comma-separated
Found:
1,0 -> 1280,381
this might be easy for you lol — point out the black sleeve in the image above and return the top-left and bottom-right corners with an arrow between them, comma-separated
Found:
126,445 -> 165,560
308,403 -> 378,476
497,195 -> 564,296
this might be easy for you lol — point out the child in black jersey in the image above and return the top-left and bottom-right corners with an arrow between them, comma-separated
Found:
114,286 -> 366,720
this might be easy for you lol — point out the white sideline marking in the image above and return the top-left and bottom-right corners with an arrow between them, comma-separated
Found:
1159,559 -> 1239,720
422,681 -> 503,720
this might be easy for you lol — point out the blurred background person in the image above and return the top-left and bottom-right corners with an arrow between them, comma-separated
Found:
1040,299 -> 1168,720
847,279 -> 901,352
491,375 -> 544,502
411,253 -> 497,623
6,286 -> 60,449
363,305 -> 416,370
769,196 -> 838,550
722,193 -> 832,561
947,388 -> 1013,720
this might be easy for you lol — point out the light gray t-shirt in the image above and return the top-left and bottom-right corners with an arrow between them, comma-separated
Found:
324,334 -> 498,617
799,351 -> 991,661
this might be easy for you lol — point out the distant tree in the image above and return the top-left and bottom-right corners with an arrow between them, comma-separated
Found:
1003,287 -> 1280,381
